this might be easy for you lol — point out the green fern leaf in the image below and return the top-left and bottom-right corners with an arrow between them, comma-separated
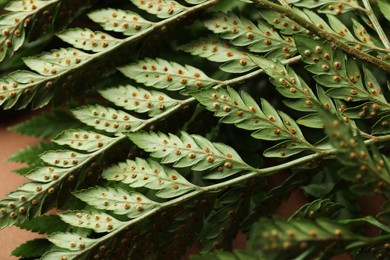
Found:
88,8 -> 153,36
47,232 -> 96,251
7,142 -> 58,164
9,109 -> 82,138
26,166 -> 68,182
40,150 -> 91,168
296,36 -> 387,102
102,158 -> 198,198
99,85 -> 182,116
130,0 -> 187,18
11,238 -> 52,258
259,8 -> 305,35
179,37 -> 257,73
0,0 -> 57,61
203,12 -> 296,59
127,131 -> 251,174
23,48 -> 92,75
118,58 -> 218,91
192,87 -> 318,157
18,215 -> 67,234
60,210 -> 125,233
0,70 -> 45,109
74,187 -> 159,218
57,28 -> 121,52
72,105 -> 144,134
53,130 -> 117,152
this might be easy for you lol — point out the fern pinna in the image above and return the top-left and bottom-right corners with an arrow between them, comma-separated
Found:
1,0 -> 390,259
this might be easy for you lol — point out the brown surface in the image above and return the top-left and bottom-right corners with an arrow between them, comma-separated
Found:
0,117 -> 41,259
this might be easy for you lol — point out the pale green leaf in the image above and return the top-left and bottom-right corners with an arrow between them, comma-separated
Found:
127,131 -> 250,176
131,0 -> 187,18
23,48 -> 92,76
74,187 -> 159,218
179,37 -> 257,73
40,150 -> 90,168
53,130 -> 117,152
26,167 -> 68,182
99,85 -> 181,116
203,12 -> 296,58
41,249 -> 79,260
192,87 -> 315,157
60,210 -> 124,233
102,158 -> 198,198
72,105 -> 144,134
57,28 -> 121,52
88,8 -> 152,36
48,233 -> 96,251
118,58 -> 217,91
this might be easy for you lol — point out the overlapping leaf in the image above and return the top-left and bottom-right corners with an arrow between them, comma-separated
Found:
103,158 -> 198,198
118,58 -> 219,91
192,87 -> 318,157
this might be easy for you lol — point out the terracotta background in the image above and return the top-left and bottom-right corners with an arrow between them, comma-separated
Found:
0,111 -> 41,259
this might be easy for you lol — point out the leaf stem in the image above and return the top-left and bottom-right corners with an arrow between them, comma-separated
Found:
255,0 -> 390,73
362,0 -> 390,50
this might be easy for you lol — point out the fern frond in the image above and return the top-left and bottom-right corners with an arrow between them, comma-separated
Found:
192,86 -> 319,157
0,0 -> 221,109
